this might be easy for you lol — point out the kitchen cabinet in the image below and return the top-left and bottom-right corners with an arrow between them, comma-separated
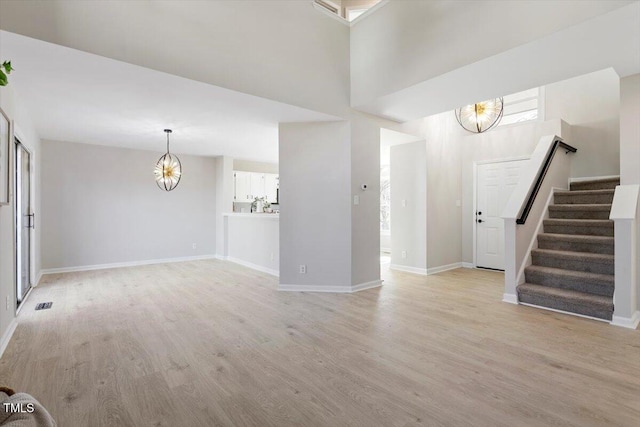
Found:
234,171 -> 279,202
234,171 -> 252,201
250,173 -> 265,200
265,174 -> 278,203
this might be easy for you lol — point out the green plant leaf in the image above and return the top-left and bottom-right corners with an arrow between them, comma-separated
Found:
2,61 -> 12,73
0,69 -> 7,86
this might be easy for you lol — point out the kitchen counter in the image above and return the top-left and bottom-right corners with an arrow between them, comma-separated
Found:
224,213 -> 279,219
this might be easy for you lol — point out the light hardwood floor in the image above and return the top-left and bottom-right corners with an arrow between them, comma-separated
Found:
1,260 -> 639,426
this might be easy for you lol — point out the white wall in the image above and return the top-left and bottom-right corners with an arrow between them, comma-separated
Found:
399,111 -> 463,270
41,140 -> 216,270
279,121 -> 352,289
545,68 -> 620,178
350,115 -> 381,285
0,84 -> 42,348
0,1 -> 351,117
390,141 -> 427,272
225,215 -> 279,276
620,74 -> 640,186
619,73 -> 640,310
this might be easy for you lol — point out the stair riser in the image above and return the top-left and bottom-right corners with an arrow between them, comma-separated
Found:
531,253 -> 614,275
548,210 -> 610,220
554,193 -> 614,204
569,181 -> 619,191
524,269 -> 613,296
517,291 -> 613,320
543,224 -> 613,236
537,239 -> 614,255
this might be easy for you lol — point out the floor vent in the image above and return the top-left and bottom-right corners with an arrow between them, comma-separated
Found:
35,302 -> 53,310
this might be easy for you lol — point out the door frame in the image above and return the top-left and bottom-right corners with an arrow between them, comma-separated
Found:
472,156 -> 529,269
13,124 -> 36,313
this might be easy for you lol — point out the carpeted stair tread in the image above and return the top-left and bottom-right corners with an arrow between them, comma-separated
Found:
517,283 -> 613,320
537,233 -> 614,244
554,189 -> 615,196
549,204 -> 612,211
570,177 -> 620,191
531,248 -> 613,263
543,219 -> 613,236
524,265 -> 614,284
537,233 -> 614,254
524,265 -> 614,296
548,204 -> 612,219
554,189 -> 614,205
531,249 -> 614,275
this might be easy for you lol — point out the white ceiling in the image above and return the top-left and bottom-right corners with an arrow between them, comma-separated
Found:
353,2 -> 640,122
0,31 -> 339,163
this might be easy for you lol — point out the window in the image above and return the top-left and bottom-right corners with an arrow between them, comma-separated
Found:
380,164 -> 390,233
498,87 -> 542,127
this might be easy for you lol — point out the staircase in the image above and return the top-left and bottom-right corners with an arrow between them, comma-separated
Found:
517,177 -> 619,321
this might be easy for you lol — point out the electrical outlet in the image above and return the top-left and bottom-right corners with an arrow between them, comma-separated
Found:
353,195 -> 360,205
299,264 -> 307,274
401,251 -> 407,259
402,199 -> 407,207
5,296 -> 9,310
192,243 -> 197,250
270,252 -> 274,261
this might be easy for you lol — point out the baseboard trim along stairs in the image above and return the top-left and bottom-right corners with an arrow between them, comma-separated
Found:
517,177 -> 619,321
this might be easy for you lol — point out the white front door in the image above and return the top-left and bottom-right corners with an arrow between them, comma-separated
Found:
476,159 -> 526,270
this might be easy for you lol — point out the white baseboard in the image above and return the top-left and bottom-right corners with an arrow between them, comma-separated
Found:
278,279 -> 383,293
502,293 -> 519,304
611,311 -> 640,329
0,318 -> 18,359
351,279 -> 384,292
389,264 -> 427,275
461,262 -> 474,269
40,254 -> 218,275
427,262 -> 463,275
224,256 -> 279,277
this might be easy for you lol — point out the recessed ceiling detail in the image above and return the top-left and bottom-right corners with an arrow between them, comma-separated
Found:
0,31 -> 338,162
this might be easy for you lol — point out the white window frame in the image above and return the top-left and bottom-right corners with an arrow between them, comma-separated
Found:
497,87 -> 545,128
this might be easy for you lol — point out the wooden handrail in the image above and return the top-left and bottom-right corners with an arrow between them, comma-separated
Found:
516,138 -> 577,225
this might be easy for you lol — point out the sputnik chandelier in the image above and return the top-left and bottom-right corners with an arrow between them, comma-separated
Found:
154,129 -> 182,191
455,97 -> 504,133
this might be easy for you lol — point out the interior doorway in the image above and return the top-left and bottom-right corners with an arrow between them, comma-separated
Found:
474,158 -> 527,270
15,138 -> 34,307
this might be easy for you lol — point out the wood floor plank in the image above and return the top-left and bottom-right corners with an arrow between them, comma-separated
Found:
1,260 -> 639,426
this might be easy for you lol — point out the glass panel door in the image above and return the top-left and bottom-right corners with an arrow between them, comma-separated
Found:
16,140 -> 32,306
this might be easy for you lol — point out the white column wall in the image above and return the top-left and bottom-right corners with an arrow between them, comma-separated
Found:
278,122 -> 353,291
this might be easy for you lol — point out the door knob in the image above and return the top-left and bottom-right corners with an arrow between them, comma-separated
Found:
477,219 -> 483,223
